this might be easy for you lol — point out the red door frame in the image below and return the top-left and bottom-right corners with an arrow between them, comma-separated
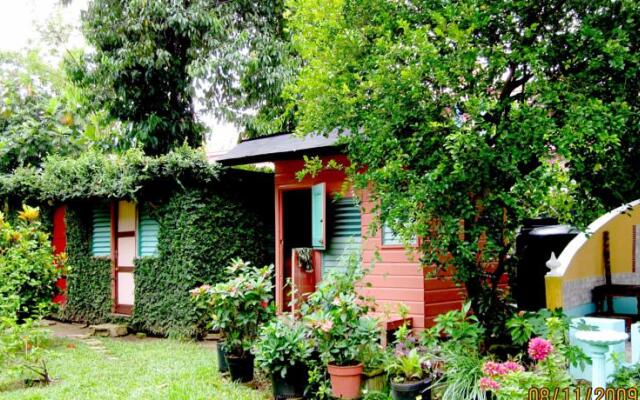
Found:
111,201 -> 135,315
275,184 -> 324,313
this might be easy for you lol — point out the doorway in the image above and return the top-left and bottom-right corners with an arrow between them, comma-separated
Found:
114,201 -> 136,314
282,189 -> 312,311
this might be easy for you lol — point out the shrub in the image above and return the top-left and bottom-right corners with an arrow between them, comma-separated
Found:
302,260 -> 380,367
0,205 -> 61,320
254,315 -> 314,379
133,188 -> 270,338
386,324 -> 435,384
194,259 -> 274,357
0,206 -> 57,384
481,318 -> 573,399
59,205 -> 112,323
0,313 -> 52,385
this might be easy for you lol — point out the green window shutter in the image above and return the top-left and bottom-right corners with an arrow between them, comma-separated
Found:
311,183 -> 326,249
91,204 -> 111,257
138,206 -> 159,257
322,198 -> 361,275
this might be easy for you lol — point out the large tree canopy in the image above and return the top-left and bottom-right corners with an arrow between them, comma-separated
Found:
80,0 -> 295,153
287,0 -> 639,336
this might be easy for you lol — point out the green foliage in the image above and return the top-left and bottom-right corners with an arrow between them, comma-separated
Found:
194,259 -> 274,356
610,352 -> 640,388
506,309 -> 590,370
0,205 -> 61,321
197,0 -> 298,137
133,192 -> 270,338
81,0 -> 216,154
0,146 -> 219,203
59,206 -> 112,323
254,315 -> 313,379
302,261 -> 380,366
420,306 -> 487,400
484,319 -> 573,399
0,207 -> 57,384
0,51 -> 85,173
286,0 -> 640,336
0,316 -> 53,385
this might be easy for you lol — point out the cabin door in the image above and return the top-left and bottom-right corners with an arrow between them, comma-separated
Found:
115,201 -> 136,314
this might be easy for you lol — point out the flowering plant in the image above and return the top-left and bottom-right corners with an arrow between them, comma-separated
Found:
385,324 -> 436,383
191,259 -> 274,357
254,315 -> 314,379
481,318 -> 572,399
302,261 -> 380,366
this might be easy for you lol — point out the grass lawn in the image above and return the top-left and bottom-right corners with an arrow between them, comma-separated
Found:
0,337 -> 269,400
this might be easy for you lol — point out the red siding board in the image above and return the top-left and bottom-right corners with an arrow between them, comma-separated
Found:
51,205 -> 67,305
273,154 -> 466,329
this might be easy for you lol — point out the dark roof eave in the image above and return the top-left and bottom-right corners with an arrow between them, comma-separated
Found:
217,145 -> 345,166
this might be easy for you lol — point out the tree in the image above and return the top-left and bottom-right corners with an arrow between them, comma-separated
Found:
287,0 -> 639,338
195,0 -> 298,138
81,0 -> 213,155
0,51 -> 84,173
81,0 -> 295,152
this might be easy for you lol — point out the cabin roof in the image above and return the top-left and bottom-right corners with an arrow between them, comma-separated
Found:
214,131 -> 344,166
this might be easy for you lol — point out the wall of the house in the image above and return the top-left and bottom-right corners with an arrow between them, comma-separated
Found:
274,155 -> 463,329
545,200 -> 640,316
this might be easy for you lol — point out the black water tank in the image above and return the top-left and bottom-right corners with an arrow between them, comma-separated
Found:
515,219 -> 578,311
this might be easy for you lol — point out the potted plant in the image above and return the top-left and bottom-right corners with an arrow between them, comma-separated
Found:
254,315 -> 313,399
359,337 -> 387,395
385,325 -> 434,400
194,259 -> 274,382
303,261 -> 380,399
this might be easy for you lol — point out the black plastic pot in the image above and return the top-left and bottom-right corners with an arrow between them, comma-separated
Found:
390,378 -> 431,400
216,341 -> 229,373
225,353 -> 255,383
271,366 -> 308,399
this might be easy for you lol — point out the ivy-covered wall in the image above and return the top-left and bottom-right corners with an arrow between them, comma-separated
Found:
132,188 -> 271,338
58,171 -> 273,338
59,205 -> 112,323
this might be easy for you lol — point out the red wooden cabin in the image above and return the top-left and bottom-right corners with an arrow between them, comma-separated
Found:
217,133 -> 464,330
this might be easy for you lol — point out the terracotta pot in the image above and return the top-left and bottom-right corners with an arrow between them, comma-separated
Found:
327,363 -> 364,399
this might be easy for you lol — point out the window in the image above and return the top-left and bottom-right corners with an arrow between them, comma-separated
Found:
91,204 -> 112,257
138,206 -> 159,257
381,222 -> 417,247
323,198 -> 361,275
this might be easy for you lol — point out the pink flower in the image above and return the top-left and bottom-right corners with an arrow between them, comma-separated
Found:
320,320 -> 333,332
479,377 -> 500,391
482,361 -> 524,377
482,361 -> 505,376
502,361 -> 524,373
528,337 -> 554,361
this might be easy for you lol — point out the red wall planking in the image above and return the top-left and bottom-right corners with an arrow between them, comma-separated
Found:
52,205 -> 67,305
274,154 -> 463,329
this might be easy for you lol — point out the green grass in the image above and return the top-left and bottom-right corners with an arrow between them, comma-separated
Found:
0,338 -> 269,400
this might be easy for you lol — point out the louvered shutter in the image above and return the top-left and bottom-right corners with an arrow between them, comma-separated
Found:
382,222 -> 417,246
138,206 -> 159,257
91,204 -> 111,257
322,198 -> 361,275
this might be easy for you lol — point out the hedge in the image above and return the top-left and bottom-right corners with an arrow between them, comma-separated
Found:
59,205 -> 112,323
131,188 -> 270,338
